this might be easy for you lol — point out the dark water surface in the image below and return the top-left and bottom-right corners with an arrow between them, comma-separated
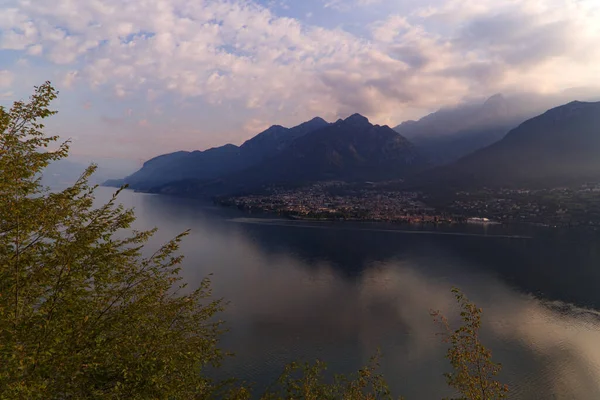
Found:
95,187 -> 600,399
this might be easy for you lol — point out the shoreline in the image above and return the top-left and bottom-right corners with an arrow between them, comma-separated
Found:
226,217 -> 534,239
97,186 -> 598,232
216,202 -> 598,233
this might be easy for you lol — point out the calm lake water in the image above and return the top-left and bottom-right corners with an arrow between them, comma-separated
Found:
95,186 -> 600,399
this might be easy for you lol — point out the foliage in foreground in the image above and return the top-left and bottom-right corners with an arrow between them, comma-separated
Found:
222,355 -> 400,400
0,84 -> 507,399
431,288 -> 508,400
0,83 -> 228,398
259,355 -> 399,400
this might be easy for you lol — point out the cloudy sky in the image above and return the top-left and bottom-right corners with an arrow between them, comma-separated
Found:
0,0 -> 599,161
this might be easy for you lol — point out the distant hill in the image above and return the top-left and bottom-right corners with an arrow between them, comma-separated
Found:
105,145 -> 245,191
152,114 -> 428,196
393,93 -> 596,165
415,101 -> 600,190
107,117 -> 330,191
43,158 -> 137,189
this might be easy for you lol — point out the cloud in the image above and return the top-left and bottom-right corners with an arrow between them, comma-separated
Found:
322,0 -> 383,11
368,0 -> 600,97
0,70 -> 13,88
0,0 -> 598,158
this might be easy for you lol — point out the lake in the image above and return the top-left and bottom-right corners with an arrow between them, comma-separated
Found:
94,186 -> 600,399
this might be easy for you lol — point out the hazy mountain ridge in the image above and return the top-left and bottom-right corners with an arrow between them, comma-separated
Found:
396,94 -> 512,138
415,100 -> 600,190
394,92 -> 600,165
108,117 -> 330,191
394,94 -> 524,165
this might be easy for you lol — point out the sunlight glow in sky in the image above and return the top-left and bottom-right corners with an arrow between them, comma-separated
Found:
0,0 -> 599,160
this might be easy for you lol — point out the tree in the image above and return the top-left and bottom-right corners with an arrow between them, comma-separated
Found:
430,288 -> 508,400
0,83 -> 227,399
259,354 -> 400,400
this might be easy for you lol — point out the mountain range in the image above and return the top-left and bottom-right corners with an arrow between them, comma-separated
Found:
106,98 -> 600,197
395,91 -> 600,165
105,117 -> 330,191
394,94 -> 519,165
415,101 -> 600,190
107,114 -> 428,196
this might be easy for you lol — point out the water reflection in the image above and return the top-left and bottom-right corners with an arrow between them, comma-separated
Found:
96,187 -> 600,399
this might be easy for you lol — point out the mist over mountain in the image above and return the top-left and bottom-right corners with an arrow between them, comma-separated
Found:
151,114 -> 427,196
395,90 -> 600,165
414,101 -> 600,190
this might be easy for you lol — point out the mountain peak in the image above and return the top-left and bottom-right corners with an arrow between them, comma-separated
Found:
545,100 -> 599,114
483,93 -> 505,106
563,100 -> 589,107
264,124 -> 286,132
537,100 -> 600,123
294,117 -> 329,131
309,116 -> 327,124
344,113 -> 370,124
482,93 -> 508,115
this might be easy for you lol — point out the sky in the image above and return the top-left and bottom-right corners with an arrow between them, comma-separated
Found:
0,0 -> 599,162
